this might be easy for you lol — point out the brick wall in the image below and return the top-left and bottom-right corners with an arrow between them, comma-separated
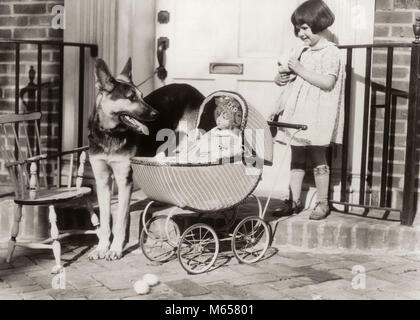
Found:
0,0 -> 64,193
370,0 -> 419,207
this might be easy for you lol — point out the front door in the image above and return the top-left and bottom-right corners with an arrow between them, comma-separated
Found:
156,0 -> 375,198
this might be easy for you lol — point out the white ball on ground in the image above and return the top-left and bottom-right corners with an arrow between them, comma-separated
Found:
133,280 -> 150,295
143,273 -> 160,286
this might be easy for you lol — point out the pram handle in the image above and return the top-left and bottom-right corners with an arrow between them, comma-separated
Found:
267,121 -> 307,131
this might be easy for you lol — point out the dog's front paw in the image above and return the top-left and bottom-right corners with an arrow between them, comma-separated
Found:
105,250 -> 122,261
88,247 -> 108,260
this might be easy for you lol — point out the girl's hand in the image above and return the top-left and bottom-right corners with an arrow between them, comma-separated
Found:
288,57 -> 303,74
274,72 -> 290,86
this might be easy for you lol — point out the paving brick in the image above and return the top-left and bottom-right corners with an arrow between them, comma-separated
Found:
328,268 -> 354,281
0,279 -> 10,289
338,254 -> 375,264
165,279 -> 210,297
27,275 -> 57,289
267,276 -> 315,290
91,270 -> 143,290
225,273 -> 279,286
182,293 -> 224,300
91,259 -> 139,272
7,264 -> 44,274
9,256 -> 37,268
2,274 -> 36,287
310,260 -> 361,271
65,273 -> 102,290
368,269 -> 413,284
402,254 -> 420,263
188,268 -> 244,284
225,263 -> 261,275
268,252 -> 322,268
0,285 -> 43,294
362,260 -> 398,272
295,266 -> 342,283
20,288 -> 54,300
71,261 -> 108,274
88,288 -> 140,300
309,280 -> 368,300
280,286 -> 321,300
123,283 -> 184,300
205,281 -> 256,299
239,283 -> 289,299
255,263 -> 307,279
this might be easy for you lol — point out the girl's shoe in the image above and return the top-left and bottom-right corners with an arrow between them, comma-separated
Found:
273,199 -> 303,217
309,201 -> 330,220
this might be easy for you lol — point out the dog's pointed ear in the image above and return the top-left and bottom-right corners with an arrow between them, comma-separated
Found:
95,59 -> 115,91
118,57 -> 132,82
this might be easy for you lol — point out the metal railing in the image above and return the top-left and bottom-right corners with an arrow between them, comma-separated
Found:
333,19 -> 420,226
2,25 -> 420,226
0,39 -> 98,191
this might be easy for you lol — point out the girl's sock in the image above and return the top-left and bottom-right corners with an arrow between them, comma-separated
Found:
313,165 -> 330,203
290,169 -> 306,204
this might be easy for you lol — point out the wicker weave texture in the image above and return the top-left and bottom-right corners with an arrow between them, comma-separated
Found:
132,161 -> 261,212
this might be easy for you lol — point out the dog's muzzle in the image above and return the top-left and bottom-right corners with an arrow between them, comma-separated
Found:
118,112 -> 152,135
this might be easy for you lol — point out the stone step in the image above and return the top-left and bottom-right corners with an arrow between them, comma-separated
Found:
1,190 -> 419,254
270,209 -> 420,253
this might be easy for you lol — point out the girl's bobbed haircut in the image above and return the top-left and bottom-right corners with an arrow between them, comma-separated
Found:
291,0 -> 335,36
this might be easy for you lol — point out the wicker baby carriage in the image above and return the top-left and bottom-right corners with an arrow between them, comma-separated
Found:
131,90 -> 305,274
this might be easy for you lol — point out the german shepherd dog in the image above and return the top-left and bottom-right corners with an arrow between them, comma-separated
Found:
88,58 -> 204,260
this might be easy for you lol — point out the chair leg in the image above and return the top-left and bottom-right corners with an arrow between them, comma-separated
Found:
6,204 -> 23,264
48,205 -> 62,274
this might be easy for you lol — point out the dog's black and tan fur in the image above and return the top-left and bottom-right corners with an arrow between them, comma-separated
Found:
88,58 -> 204,260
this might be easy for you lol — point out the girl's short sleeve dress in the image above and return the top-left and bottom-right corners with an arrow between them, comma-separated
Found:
279,41 -> 345,146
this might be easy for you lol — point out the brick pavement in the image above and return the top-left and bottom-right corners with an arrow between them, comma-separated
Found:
0,239 -> 419,300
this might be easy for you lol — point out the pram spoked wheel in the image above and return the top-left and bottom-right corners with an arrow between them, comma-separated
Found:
232,216 -> 270,264
140,215 -> 180,263
178,223 -> 219,274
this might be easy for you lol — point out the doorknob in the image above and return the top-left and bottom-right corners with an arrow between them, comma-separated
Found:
157,37 -> 169,81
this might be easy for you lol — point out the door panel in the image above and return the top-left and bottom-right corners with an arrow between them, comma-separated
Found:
239,0 -> 299,58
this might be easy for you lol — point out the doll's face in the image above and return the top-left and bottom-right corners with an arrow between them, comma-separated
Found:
216,112 -> 233,129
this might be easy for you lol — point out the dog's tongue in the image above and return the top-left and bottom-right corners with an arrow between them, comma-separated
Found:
121,115 -> 149,135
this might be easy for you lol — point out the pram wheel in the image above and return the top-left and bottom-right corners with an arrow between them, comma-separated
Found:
232,217 -> 270,264
178,223 -> 219,274
140,215 -> 180,263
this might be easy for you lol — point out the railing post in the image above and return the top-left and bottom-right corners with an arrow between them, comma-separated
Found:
402,17 -> 420,226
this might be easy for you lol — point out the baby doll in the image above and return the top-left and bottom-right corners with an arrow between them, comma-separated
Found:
187,96 -> 243,163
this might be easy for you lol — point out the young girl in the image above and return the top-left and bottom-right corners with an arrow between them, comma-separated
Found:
273,0 -> 344,220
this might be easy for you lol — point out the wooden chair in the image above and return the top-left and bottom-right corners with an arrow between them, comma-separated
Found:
0,112 -> 99,274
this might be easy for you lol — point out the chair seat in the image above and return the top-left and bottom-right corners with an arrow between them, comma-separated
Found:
14,187 -> 92,205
